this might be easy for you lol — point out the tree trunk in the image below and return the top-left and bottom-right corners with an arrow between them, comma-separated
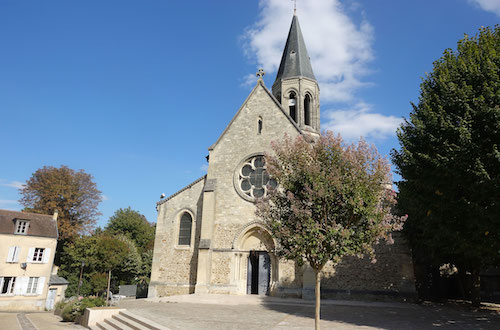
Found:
106,270 -> 111,306
315,269 -> 321,330
471,269 -> 481,307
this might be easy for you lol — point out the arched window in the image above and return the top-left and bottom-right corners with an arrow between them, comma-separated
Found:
304,94 -> 311,126
258,117 -> 263,134
178,212 -> 192,246
288,91 -> 297,122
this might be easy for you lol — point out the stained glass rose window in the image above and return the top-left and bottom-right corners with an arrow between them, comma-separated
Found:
236,155 -> 277,200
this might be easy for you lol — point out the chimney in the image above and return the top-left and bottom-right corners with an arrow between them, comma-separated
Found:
53,209 -> 58,221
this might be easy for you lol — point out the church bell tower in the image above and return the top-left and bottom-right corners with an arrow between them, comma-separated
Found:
272,14 -> 320,133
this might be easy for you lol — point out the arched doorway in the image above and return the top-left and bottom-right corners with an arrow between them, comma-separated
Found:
233,222 -> 277,296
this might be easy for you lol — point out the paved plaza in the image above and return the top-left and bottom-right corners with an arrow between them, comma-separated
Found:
119,294 -> 500,330
0,295 -> 498,329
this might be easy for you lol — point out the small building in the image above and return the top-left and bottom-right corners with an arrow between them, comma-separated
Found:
0,209 -> 67,311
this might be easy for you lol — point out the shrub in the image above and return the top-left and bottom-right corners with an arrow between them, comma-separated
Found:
59,296 -> 106,322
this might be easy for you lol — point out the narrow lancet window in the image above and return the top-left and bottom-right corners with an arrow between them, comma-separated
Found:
304,94 -> 311,126
289,92 -> 297,122
258,118 -> 263,134
178,212 -> 192,246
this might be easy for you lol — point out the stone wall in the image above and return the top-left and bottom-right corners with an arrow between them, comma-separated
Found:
148,177 -> 205,297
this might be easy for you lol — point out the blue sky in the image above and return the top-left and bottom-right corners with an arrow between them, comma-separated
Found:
1,0 -> 499,228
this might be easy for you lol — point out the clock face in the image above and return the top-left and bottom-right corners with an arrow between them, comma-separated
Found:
235,155 -> 277,201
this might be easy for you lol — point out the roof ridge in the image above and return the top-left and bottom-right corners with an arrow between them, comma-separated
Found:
157,175 -> 206,206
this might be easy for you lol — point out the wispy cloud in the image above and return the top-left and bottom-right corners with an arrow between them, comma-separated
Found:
0,180 -> 25,189
469,0 -> 500,16
0,199 -> 20,209
200,164 -> 208,172
243,0 -> 374,103
323,102 -> 403,141
101,195 -> 109,201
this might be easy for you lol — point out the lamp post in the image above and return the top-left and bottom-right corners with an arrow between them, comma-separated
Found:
77,261 -> 85,296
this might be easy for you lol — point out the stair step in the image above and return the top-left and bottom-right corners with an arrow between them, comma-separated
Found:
112,314 -> 149,330
106,317 -> 139,330
119,311 -> 170,330
96,321 -> 117,330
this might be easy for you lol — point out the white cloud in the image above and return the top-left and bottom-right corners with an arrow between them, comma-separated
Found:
469,0 -> 500,16
200,164 -> 208,172
0,180 -> 24,189
0,199 -> 20,209
323,102 -> 403,141
101,195 -> 109,201
243,0 -> 374,102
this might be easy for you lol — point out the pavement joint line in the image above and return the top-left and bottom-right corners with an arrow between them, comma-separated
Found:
16,313 -> 37,330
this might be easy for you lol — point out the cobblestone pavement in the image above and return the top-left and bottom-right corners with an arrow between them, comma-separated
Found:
118,295 -> 500,330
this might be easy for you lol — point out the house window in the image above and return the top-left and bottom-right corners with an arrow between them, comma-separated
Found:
32,248 -> 45,262
288,92 -> 297,122
7,246 -> 20,263
26,277 -> 39,294
0,277 -> 16,294
304,93 -> 311,126
178,213 -> 192,246
15,220 -> 29,235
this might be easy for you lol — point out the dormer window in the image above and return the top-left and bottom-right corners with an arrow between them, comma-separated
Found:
15,220 -> 29,235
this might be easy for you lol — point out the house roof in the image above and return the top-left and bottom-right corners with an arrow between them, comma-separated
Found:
0,209 -> 58,238
273,15 -> 316,86
49,274 -> 69,286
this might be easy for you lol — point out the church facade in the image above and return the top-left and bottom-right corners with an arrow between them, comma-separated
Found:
149,15 -> 415,300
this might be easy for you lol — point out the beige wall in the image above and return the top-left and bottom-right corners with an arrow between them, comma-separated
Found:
0,233 -> 56,311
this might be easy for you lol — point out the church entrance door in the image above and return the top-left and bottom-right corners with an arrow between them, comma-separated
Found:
247,251 -> 270,295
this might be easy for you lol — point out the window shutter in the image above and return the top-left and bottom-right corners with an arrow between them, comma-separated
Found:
14,277 -> 28,295
7,247 -> 15,262
36,277 -> 45,295
42,248 -> 51,264
27,248 -> 34,263
13,246 -> 20,262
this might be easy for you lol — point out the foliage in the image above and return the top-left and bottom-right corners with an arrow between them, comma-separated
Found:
90,273 -> 108,296
59,296 -> 105,322
19,165 -> 102,240
391,26 -> 500,305
58,234 -> 134,297
104,207 -> 155,253
257,132 -> 405,329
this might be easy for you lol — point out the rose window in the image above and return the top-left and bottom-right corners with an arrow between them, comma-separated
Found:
237,155 -> 277,199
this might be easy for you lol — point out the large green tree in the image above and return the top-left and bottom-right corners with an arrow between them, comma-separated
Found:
392,26 -> 500,306
19,165 -> 102,240
104,207 -> 155,253
257,132 -> 405,330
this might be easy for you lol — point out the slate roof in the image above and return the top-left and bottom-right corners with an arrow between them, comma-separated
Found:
273,15 -> 316,85
0,209 -> 58,238
49,274 -> 69,286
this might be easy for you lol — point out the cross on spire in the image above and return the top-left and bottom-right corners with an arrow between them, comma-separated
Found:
256,68 -> 265,80
292,0 -> 297,15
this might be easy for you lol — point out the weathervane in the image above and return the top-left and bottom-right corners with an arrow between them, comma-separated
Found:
256,68 -> 265,80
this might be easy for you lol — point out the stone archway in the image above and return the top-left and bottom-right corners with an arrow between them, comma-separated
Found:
232,222 -> 278,295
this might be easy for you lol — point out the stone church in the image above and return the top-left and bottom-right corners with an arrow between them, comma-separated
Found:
149,15 -> 415,300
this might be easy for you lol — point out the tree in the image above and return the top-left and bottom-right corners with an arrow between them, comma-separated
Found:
392,26 -> 500,306
19,165 -> 102,240
257,132 -> 405,330
104,207 -> 155,253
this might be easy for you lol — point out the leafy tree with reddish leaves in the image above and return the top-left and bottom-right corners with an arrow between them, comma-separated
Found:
19,165 -> 102,240
257,132 -> 405,330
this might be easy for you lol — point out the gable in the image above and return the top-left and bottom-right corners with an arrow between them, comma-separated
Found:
208,80 -> 302,153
